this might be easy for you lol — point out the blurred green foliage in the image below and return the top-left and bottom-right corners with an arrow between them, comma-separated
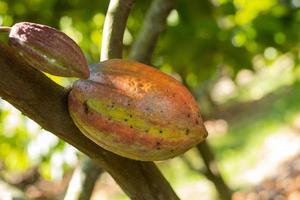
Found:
2,0 -> 300,85
1,0 -> 300,198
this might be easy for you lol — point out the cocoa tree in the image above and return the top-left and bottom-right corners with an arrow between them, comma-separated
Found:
0,0 -> 179,199
0,0 -> 233,199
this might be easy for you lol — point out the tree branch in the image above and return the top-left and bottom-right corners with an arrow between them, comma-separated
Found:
0,44 -> 178,200
181,156 -> 206,175
196,142 -> 232,200
129,0 -> 175,64
181,77 -> 232,200
0,27 -> 11,33
101,0 -> 134,61
64,158 -> 102,200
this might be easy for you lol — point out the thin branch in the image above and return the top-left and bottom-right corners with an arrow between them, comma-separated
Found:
181,156 -> 206,175
129,0 -> 175,64
0,26 -> 11,33
0,44 -> 179,200
64,158 -> 102,200
101,0 -> 134,61
182,78 -> 233,200
196,143 -> 233,200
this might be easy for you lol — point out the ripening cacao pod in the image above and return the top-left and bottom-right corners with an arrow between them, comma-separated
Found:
8,22 -> 89,79
68,59 -> 207,161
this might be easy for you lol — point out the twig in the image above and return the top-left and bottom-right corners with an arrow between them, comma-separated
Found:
181,156 -> 206,175
129,0 -> 175,64
101,0 -> 134,61
0,26 -> 11,33
196,141 -> 233,200
64,158 -> 102,200
183,80 -> 233,200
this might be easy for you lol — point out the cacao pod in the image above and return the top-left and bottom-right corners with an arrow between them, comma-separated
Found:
68,59 -> 207,161
8,22 -> 89,79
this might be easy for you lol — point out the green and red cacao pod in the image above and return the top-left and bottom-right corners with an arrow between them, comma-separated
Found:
68,59 -> 207,161
8,22 -> 89,79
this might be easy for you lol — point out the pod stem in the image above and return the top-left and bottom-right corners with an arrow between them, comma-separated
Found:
0,26 -> 11,33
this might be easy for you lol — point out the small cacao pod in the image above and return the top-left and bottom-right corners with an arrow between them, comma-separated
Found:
8,22 -> 89,79
68,59 -> 207,161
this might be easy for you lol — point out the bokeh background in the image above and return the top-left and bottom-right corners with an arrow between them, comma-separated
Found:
1,0 -> 300,199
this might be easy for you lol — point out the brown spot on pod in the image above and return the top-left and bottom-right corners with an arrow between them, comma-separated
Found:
68,59 -> 208,161
156,142 -> 161,150
185,129 -> 190,135
83,101 -> 89,114
8,22 -> 89,79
